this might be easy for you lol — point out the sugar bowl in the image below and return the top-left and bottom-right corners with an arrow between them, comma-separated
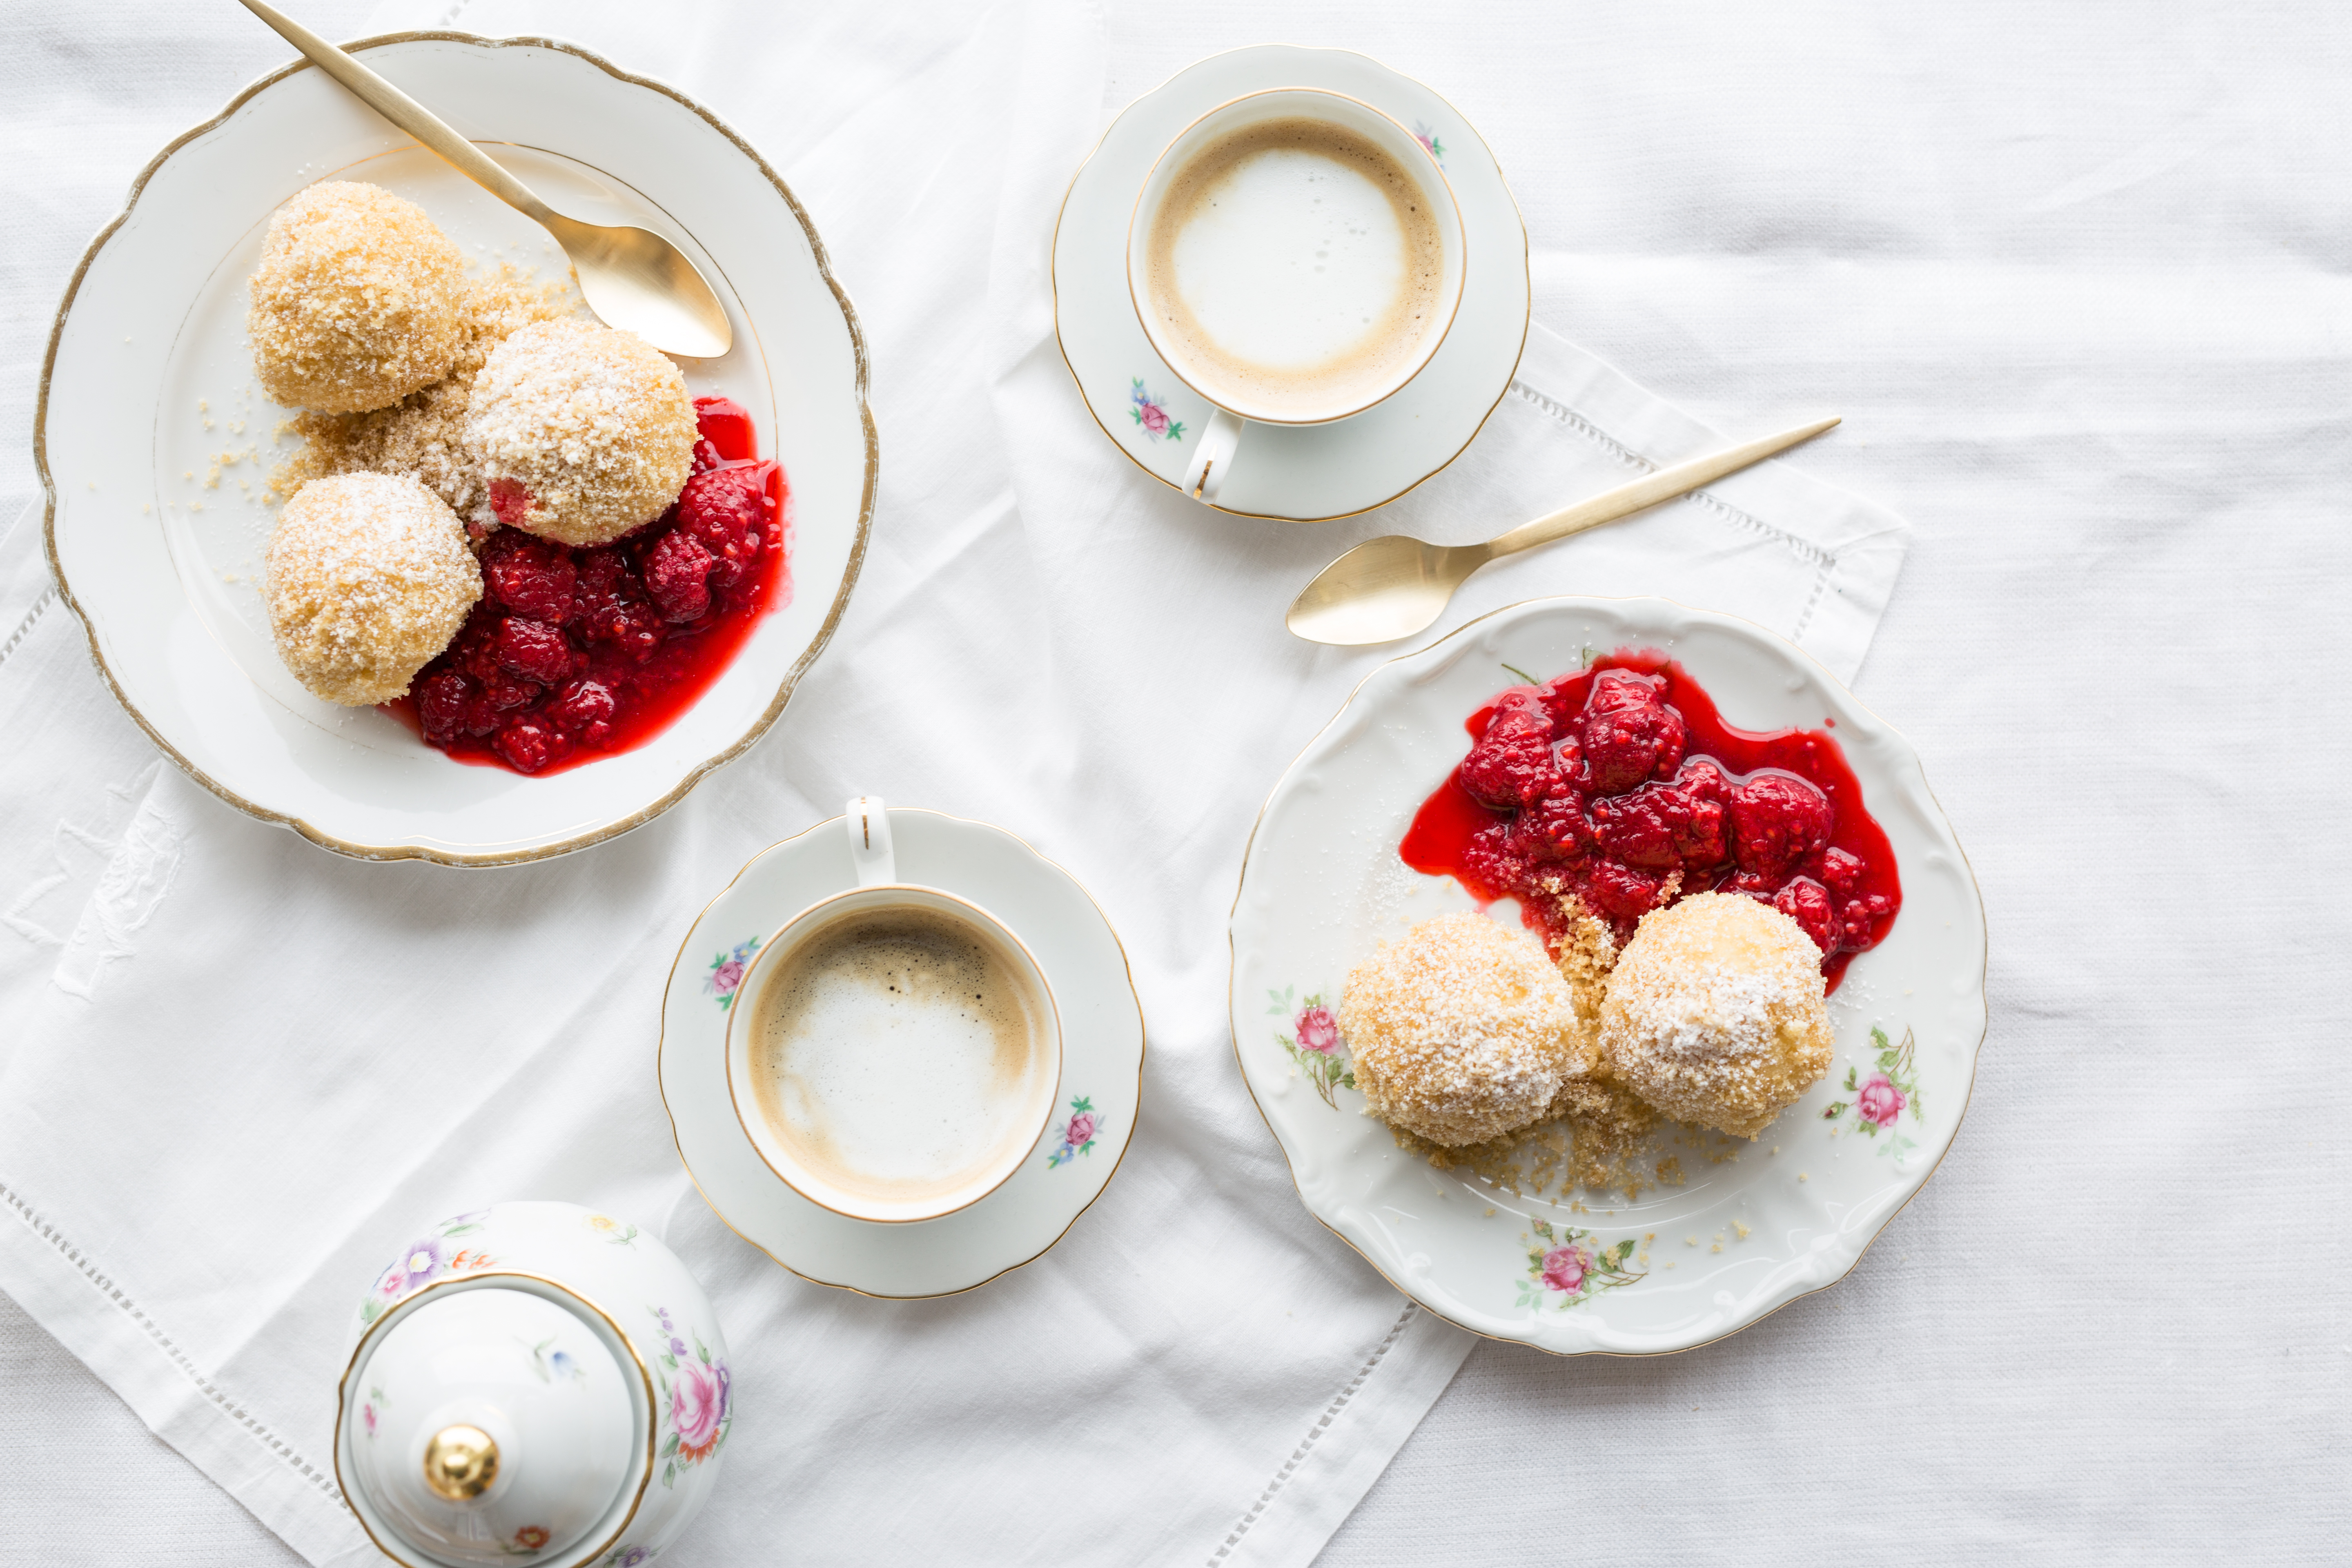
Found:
334,1201 -> 731,1567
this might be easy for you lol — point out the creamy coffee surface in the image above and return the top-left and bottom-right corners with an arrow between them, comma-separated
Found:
1144,116 -> 1446,418
747,906 -> 1050,1205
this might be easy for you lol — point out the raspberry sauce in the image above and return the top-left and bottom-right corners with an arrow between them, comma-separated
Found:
1398,649 -> 1900,990
383,396 -> 793,776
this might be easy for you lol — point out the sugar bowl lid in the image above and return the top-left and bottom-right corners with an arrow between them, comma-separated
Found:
338,1275 -> 654,1568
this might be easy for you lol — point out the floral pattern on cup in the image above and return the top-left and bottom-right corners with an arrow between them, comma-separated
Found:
1412,120 -> 1447,165
1129,378 -> 1187,443
1515,1217 -> 1644,1311
1822,1025 -> 1922,1161
704,938 -> 760,1009
361,1384 -> 386,1440
1046,1096 -> 1102,1167
584,1212 -> 639,1247
1270,985 -> 1355,1109
649,1305 -> 731,1490
360,1213 -> 498,1325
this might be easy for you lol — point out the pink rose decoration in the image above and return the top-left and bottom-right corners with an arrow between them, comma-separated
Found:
711,958 -> 744,996
1540,1244 -> 1591,1295
1295,1005 -> 1340,1055
670,1358 -> 728,1461
1066,1111 -> 1098,1147
1856,1071 -> 1905,1127
363,1403 -> 378,1435
1139,402 -> 1169,435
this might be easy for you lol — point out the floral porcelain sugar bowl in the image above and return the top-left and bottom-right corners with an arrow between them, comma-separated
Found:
335,1201 -> 733,1568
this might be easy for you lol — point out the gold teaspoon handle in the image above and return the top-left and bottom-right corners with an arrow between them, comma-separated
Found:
238,0 -> 556,226
1485,415 -> 1841,560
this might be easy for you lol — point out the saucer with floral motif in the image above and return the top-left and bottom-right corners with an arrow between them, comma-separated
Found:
659,808 -> 1143,1297
1052,44 -> 1529,521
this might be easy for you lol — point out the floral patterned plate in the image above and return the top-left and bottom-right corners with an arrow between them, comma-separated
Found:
1229,597 -> 1986,1356
659,808 -> 1143,1296
1052,44 -> 1529,521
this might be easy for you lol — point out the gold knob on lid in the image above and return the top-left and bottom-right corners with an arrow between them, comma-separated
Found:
422,1423 -> 499,1501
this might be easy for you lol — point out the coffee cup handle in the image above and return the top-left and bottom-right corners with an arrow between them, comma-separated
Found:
1181,408 -> 1245,505
846,796 -> 896,886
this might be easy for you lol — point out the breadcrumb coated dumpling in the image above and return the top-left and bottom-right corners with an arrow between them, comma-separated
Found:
466,318 -> 697,546
1339,912 -> 1588,1147
248,182 -> 468,413
1599,893 -> 1834,1140
265,473 -> 481,706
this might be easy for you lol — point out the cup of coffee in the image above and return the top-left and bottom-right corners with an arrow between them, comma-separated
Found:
1127,87 -> 1466,505
724,800 -> 1062,1224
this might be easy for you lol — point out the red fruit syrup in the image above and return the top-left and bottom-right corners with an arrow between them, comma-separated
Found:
1397,650 -> 1901,990
385,396 -> 793,776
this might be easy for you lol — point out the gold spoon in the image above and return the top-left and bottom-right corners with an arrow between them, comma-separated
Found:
239,0 -> 733,359
1285,416 -> 1840,646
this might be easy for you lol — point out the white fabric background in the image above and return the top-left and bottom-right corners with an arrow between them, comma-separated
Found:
2,3 -> 2345,1566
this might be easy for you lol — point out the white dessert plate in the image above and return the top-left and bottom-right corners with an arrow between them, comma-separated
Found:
1052,45 -> 1529,521
659,808 -> 1144,1297
1229,598 -> 1987,1356
36,32 -> 876,864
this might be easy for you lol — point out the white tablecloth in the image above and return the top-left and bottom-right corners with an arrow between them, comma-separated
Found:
3,2 -> 2345,1564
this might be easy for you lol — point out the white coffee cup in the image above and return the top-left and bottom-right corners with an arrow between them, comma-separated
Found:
1127,88 -> 1466,505
723,799 -> 1063,1224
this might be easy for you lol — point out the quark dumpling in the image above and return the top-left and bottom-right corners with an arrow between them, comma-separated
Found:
247,182 -> 468,413
1598,893 -> 1834,1140
466,318 -> 697,546
264,473 -> 482,706
1339,911 -> 1592,1147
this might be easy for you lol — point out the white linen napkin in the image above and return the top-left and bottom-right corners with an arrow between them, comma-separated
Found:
0,4 -> 1909,1565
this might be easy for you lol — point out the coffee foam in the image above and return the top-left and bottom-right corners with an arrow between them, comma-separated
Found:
1144,116 -> 1446,419
746,905 -> 1051,1205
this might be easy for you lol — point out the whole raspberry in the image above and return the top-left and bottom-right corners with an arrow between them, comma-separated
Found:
465,673 -> 540,736
1579,859 -> 1666,921
552,678 -> 617,733
1459,689 -> 1563,810
493,718 -> 566,775
585,601 -> 666,664
1578,672 -> 1688,794
479,529 -> 577,622
448,605 -> 503,682
1821,846 -> 1867,900
1508,791 -> 1593,862
1729,771 -> 1834,881
677,466 -> 766,590
1459,821 -> 1536,901
416,668 -> 473,745
689,437 -> 724,474
495,617 -> 576,684
1773,876 -> 1838,955
1590,788 -> 1682,869
645,528 -> 716,622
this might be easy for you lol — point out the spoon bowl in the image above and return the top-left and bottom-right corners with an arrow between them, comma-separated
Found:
544,212 -> 732,360
1283,537 -> 1492,646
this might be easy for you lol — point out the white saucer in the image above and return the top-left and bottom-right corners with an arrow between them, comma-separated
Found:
1052,45 -> 1529,522
38,33 -> 876,864
1229,598 -> 1988,1355
659,809 -> 1144,1296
